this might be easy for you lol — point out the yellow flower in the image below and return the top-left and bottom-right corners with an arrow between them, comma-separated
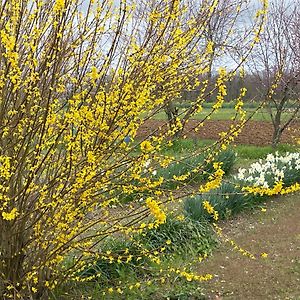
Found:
140,140 -> 154,152
203,200 -> 219,221
145,197 -> 166,224
261,252 -> 268,258
199,162 -> 224,193
2,208 -> 19,221
53,0 -> 65,13
89,66 -> 100,81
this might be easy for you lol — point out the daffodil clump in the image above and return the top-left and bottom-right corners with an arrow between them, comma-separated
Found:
186,151 -> 300,224
236,152 -> 300,195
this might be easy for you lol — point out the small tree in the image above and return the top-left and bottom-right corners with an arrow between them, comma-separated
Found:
249,0 -> 300,147
161,0 -> 267,138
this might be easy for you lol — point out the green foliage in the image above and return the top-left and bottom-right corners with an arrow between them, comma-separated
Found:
119,148 -> 236,204
138,217 -> 217,257
184,182 -> 265,222
155,154 -> 205,189
161,139 -> 214,156
79,239 -> 147,284
203,149 -> 236,179
156,149 -> 236,189
77,217 -> 216,290
281,164 -> 300,187
58,271 -> 207,300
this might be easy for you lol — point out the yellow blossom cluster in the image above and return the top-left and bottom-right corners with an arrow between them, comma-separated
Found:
243,181 -> 300,197
213,68 -> 227,109
178,271 -> 213,282
140,140 -> 155,153
199,162 -> 225,193
53,0 -> 65,13
145,197 -> 166,225
202,200 -> 219,221
1,208 -> 18,221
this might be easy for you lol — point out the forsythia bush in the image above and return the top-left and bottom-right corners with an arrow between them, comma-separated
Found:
0,0 -> 268,298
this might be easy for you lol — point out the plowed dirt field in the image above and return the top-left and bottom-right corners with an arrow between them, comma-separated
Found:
137,120 -> 300,146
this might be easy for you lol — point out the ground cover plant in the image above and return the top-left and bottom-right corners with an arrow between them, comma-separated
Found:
153,148 -> 236,189
52,216 -> 217,299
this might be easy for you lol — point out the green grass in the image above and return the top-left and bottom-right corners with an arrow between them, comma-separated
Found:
150,107 -> 294,122
160,138 -> 296,160
160,138 -> 214,156
233,143 -> 298,160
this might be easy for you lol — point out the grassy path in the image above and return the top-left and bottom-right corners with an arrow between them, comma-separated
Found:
199,193 -> 300,300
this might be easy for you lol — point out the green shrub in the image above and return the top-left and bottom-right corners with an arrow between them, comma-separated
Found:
79,239 -> 148,283
202,149 -> 236,179
117,149 -> 236,205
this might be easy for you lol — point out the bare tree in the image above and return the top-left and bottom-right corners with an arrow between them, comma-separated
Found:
162,0 -> 266,138
249,0 -> 300,147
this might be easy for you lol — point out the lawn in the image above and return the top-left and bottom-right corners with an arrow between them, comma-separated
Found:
160,138 -> 297,159
149,106 -> 296,123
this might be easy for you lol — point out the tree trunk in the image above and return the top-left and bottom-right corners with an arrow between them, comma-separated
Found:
271,101 -> 284,148
164,102 -> 183,138
272,127 -> 282,148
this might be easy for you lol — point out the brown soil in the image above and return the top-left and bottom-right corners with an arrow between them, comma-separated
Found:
199,194 -> 300,300
137,120 -> 300,146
